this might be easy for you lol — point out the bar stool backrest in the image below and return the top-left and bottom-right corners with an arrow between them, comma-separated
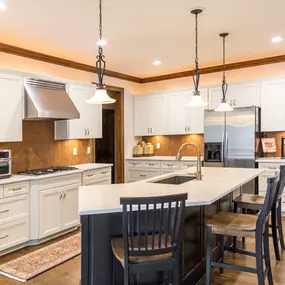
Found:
257,175 -> 279,229
276,165 -> 285,201
120,193 -> 187,264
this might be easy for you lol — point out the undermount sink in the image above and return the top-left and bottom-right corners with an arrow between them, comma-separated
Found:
151,175 -> 196,185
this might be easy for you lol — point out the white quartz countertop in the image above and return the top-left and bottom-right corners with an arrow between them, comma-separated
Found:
0,163 -> 113,185
256,158 -> 285,163
79,167 -> 264,215
126,156 -> 203,161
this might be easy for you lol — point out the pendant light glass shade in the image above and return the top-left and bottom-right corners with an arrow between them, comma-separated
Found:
86,88 -> 115,104
187,91 -> 208,107
215,101 -> 233,112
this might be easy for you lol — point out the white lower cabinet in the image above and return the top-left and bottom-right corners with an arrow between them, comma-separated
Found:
39,183 -> 81,239
126,159 -> 198,183
39,188 -> 62,238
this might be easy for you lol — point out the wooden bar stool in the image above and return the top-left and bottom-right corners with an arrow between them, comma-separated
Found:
233,165 -> 285,260
111,193 -> 187,285
205,175 -> 279,285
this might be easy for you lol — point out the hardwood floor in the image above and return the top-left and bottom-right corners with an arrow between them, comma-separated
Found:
1,228 -> 285,285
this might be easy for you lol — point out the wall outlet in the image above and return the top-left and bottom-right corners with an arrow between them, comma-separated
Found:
87,146 -> 91,154
156,143 -> 161,149
73,148 -> 77,156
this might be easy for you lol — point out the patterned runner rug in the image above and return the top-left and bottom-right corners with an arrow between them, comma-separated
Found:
0,232 -> 81,282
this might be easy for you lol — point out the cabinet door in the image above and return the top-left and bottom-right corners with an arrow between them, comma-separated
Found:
261,80 -> 285,131
55,85 -> 102,139
134,95 -> 167,136
189,88 -> 208,134
39,188 -> 61,238
61,184 -> 80,230
168,92 -> 191,135
231,83 -> 260,107
0,74 -> 24,142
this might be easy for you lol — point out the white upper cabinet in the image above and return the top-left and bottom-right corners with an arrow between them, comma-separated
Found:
55,84 -> 102,140
229,83 -> 260,108
134,94 -> 167,136
188,88 -> 208,134
167,92 -> 191,135
0,74 -> 24,142
209,83 -> 260,110
261,79 -> 285,131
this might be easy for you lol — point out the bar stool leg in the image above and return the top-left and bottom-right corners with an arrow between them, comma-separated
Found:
242,208 -> 246,245
233,202 -> 237,250
256,232 -> 265,285
206,226 -> 212,285
264,223 -> 274,285
271,206 -> 281,261
219,235 -> 225,274
277,200 -> 285,250
173,260 -> 179,285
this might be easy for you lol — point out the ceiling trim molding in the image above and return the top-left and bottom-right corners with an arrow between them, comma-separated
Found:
0,42 -> 285,84
0,42 -> 142,83
141,55 -> 285,83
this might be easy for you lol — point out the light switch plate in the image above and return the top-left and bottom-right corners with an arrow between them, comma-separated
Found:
73,148 -> 77,156
156,143 -> 161,149
87,147 -> 91,154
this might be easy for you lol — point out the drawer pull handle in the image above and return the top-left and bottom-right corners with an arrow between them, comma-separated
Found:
132,163 -> 138,166
63,192 -> 66,199
140,175 -> 147,177
0,235 -> 8,240
0,209 -> 9,214
167,164 -> 174,167
148,164 -> 155,166
101,172 -> 108,174
87,174 -> 95,177
268,167 -> 277,169
12,188 -> 22,191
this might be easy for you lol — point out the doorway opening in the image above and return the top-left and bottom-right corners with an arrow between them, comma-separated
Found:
95,88 -> 124,183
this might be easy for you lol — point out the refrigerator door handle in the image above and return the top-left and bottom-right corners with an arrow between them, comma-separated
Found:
225,132 -> 229,167
221,131 -> 225,163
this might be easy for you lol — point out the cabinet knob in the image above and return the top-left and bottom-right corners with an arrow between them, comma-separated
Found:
234,99 -> 236,106
63,192 -> 66,199
87,129 -> 90,135
150,128 -> 153,133
60,192 -> 63,200
140,174 -> 147,177
185,126 -> 187,132
188,126 -> 190,132
84,128 -> 87,135
230,100 -> 232,106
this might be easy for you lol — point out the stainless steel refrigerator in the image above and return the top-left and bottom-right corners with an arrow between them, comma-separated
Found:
204,106 -> 262,194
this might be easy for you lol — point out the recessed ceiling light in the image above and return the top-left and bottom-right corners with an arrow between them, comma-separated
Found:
271,36 -> 283,43
152,60 -> 161,66
97,39 -> 106,46
0,0 -> 6,10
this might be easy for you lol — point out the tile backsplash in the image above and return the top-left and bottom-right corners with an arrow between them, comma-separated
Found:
0,121 -> 95,173
142,135 -> 204,156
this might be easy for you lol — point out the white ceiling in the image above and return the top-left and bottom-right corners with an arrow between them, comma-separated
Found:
0,0 -> 285,78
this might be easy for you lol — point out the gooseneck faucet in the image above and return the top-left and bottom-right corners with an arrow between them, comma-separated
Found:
176,143 -> 202,180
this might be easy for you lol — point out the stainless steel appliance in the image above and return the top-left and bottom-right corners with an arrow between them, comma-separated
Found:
24,78 -> 80,120
204,106 -> 262,193
0,150 -> 12,179
18,166 -> 78,176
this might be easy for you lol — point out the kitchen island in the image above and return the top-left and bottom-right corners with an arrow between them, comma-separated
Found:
79,167 -> 264,285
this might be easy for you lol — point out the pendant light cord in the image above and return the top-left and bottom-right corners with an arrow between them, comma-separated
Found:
192,11 -> 200,94
96,0 -> 106,89
221,34 -> 228,102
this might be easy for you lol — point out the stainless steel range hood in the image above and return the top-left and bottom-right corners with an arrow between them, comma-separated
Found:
24,78 -> 80,120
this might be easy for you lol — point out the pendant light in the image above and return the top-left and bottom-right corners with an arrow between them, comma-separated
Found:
86,0 -> 115,104
215,33 -> 233,112
187,9 -> 208,107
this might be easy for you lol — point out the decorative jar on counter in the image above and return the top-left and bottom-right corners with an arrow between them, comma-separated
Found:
132,144 -> 143,157
143,142 -> 154,156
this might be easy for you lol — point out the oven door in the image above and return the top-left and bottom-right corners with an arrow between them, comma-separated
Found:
0,159 -> 11,178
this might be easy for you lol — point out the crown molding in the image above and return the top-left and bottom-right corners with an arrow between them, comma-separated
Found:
0,42 -> 141,83
0,42 -> 285,84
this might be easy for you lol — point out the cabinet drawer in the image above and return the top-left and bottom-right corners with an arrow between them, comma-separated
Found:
0,186 -> 3,199
179,161 -> 197,169
83,170 -> 99,181
143,161 -> 161,169
127,169 -> 161,181
0,195 -> 29,224
161,161 -> 180,170
258,163 -> 284,169
39,173 -> 81,190
127,161 -> 145,168
98,167 -> 111,179
0,218 -> 29,252
3,181 -> 29,198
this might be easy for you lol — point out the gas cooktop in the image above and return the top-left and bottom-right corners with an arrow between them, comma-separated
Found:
18,166 -> 79,176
